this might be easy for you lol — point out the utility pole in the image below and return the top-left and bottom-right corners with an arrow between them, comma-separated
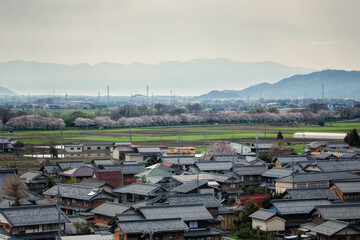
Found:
60,127 -> 63,150
57,175 -> 61,240
129,127 -> 132,143
255,135 -> 259,159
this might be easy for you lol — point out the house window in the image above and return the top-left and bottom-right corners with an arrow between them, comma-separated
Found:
104,217 -> 108,222
230,184 -> 236,189
189,221 -> 198,229
87,147 -> 91,150
71,148 -> 74,150
72,199 -> 76,203
308,182 -> 318,188
97,215 -> 102,221
77,148 -> 81,150
97,147 -> 101,150
82,201 -> 86,205
297,183 -> 306,188
106,147 -> 110,150
120,235 -> 124,240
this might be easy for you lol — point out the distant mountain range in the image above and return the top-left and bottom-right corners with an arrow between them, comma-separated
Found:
0,87 -> 16,96
0,59 -> 314,95
197,70 -> 360,99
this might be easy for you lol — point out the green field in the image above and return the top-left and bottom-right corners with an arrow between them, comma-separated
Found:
2,120 -> 359,149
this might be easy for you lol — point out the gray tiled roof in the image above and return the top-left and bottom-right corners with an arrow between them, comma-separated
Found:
211,155 -> 250,165
276,171 -> 360,183
92,159 -> 116,166
234,165 -> 268,176
269,199 -> 331,215
116,213 -> 145,221
275,156 -> 308,165
91,202 -> 130,217
333,181 -> 360,193
315,204 -> 360,220
57,161 -> 85,171
162,156 -> 197,165
60,166 -> 94,177
43,184 -> 106,200
284,188 -> 339,200
173,179 -> 209,193
249,209 -> 277,221
314,160 -> 360,172
311,219 -> 350,236
117,218 -> 188,234
0,204 -> 69,227
196,161 -> 232,171
166,193 -> 222,208
139,204 -> 214,221
77,179 -> 107,188
137,147 -> 162,153
20,170 -> 43,184
61,234 -> 114,240
104,164 -> 145,175
113,183 -> 161,196
261,168 -> 292,179
0,196 -> 16,208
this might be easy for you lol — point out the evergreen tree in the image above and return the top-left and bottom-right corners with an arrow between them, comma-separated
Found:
276,131 -> 284,140
344,129 -> 360,147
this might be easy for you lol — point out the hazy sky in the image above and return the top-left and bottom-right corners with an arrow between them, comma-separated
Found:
1,0 -> 360,70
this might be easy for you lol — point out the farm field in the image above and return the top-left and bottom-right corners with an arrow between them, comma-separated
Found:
2,120 -> 359,150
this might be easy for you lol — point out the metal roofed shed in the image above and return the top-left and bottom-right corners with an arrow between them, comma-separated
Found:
43,184 -> 107,201
139,204 -> 214,221
293,132 -> 347,140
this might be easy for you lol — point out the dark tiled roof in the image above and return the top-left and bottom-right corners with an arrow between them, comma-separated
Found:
80,142 -> 114,146
139,204 -> 214,221
161,156 -> 197,165
284,188 -> 339,200
0,204 -> 69,226
166,194 -> 222,208
333,181 -> 360,193
113,183 -> 161,196
276,171 -> 360,183
315,204 -> 360,220
61,234 -> 114,240
116,213 -> 145,221
91,202 -> 130,217
173,179 -> 209,193
234,165 -> 268,176
57,161 -> 85,171
269,199 -> 331,215
249,209 -> 277,221
117,218 -> 188,234
43,184 -> 108,201
196,161 -> 232,171
0,196 -> 16,208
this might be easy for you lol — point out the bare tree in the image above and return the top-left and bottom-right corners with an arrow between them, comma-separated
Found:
2,176 -> 28,199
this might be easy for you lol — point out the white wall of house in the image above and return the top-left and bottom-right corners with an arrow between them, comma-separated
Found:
65,146 -> 83,153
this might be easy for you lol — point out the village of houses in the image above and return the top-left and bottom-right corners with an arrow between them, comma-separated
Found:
1,136 -> 360,240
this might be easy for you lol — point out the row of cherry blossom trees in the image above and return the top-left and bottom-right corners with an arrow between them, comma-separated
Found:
73,110 -> 339,128
6,115 -> 65,129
